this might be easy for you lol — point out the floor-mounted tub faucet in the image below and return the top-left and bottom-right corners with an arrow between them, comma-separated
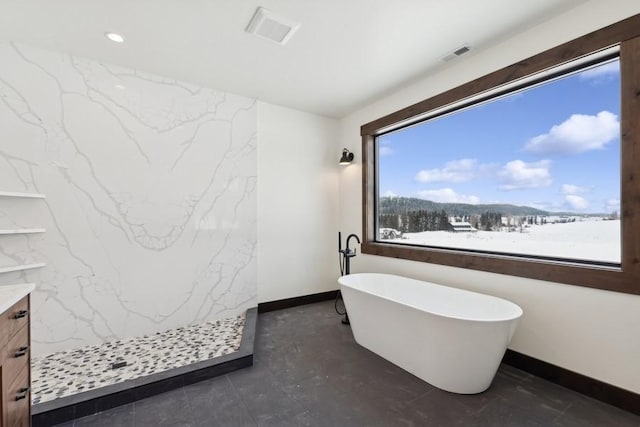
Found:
337,232 -> 360,325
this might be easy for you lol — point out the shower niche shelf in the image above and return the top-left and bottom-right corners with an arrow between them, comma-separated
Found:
0,263 -> 47,275
0,191 -> 46,199
0,192 -> 47,237
0,228 -> 46,235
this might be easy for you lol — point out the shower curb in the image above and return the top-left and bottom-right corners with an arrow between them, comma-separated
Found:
31,307 -> 257,427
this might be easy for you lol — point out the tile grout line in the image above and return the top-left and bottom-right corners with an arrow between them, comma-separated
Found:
225,374 -> 259,427
405,387 -> 437,405
551,401 -> 573,424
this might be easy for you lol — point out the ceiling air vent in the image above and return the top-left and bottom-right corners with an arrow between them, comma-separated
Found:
442,44 -> 471,62
246,7 -> 300,45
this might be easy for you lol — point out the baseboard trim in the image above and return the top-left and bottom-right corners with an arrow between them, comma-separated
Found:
503,349 -> 639,416
258,290 -> 339,313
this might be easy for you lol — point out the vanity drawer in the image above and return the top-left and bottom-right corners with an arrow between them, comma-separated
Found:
0,297 -> 29,345
5,364 -> 30,427
3,324 -> 29,387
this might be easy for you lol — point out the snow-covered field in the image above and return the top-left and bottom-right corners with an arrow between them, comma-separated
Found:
398,218 -> 620,264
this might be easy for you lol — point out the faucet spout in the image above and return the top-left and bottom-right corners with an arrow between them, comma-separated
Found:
346,233 -> 361,251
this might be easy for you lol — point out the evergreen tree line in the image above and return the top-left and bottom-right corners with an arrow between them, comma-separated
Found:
524,215 -> 548,225
479,212 -> 502,231
380,210 -> 550,233
379,210 -> 449,232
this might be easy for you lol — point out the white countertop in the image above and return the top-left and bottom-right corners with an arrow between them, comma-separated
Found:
0,283 -> 35,315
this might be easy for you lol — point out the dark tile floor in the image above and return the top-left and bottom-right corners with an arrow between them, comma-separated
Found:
53,301 -> 640,427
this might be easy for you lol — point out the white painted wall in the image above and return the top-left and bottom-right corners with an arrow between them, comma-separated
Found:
338,0 -> 640,394
257,102 -> 339,303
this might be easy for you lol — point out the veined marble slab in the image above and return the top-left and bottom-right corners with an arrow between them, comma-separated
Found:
0,42 -> 257,356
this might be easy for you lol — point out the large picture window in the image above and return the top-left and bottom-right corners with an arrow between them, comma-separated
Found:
360,15 -> 640,294
377,56 -> 620,266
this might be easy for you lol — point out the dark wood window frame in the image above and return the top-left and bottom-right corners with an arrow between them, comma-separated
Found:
361,15 -> 640,295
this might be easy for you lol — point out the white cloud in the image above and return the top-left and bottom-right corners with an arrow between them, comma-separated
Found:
498,160 -> 552,191
379,146 -> 394,156
579,61 -> 619,80
561,184 -> 588,195
565,195 -> 589,210
415,158 -> 477,183
382,190 -> 397,197
525,111 -> 619,155
417,188 -> 480,204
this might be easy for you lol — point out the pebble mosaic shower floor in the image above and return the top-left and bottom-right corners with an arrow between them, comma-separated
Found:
31,314 -> 246,405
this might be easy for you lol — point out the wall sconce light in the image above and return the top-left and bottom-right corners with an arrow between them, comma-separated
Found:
339,148 -> 354,165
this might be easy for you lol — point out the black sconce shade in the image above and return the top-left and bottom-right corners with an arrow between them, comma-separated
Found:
340,148 -> 354,165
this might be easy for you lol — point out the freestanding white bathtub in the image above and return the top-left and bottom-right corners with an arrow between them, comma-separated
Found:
338,273 -> 523,394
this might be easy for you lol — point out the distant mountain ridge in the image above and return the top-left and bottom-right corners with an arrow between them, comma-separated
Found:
379,196 -> 549,217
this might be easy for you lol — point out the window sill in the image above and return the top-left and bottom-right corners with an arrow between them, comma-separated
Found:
362,241 -> 638,294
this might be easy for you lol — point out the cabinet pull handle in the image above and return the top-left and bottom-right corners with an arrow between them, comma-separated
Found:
15,387 -> 29,401
14,346 -> 29,357
13,310 -> 28,319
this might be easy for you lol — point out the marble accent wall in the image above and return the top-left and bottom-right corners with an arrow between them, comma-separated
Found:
0,42 -> 257,356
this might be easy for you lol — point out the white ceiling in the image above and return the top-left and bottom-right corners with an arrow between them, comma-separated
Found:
0,0 -> 587,118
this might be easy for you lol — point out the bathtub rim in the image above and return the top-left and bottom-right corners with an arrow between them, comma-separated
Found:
338,272 -> 523,323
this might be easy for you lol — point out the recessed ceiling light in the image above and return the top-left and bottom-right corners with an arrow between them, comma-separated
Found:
105,32 -> 125,43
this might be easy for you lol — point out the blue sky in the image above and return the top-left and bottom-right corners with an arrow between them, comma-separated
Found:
378,59 -> 620,214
